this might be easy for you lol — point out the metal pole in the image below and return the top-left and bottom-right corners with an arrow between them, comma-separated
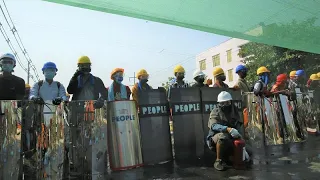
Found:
129,72 -> 136,86
27,61 -> 30,84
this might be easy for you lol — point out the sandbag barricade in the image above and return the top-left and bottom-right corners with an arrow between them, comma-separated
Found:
65,101 -> 107,180
107,100 -> 143,171
138,88 -> 172,165
0,101 -> 22,180
169,88 -> 204,163
295,88 -> 316,134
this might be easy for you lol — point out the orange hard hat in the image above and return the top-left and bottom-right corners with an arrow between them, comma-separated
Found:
276,73 -> 288,82
110,68 -> 124,79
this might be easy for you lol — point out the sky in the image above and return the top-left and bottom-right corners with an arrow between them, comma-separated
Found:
0,0 -> 229,88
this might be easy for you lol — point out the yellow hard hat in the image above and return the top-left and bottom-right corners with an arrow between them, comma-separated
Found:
257,66 -> 270,75
317,72 -> 320,78
173,65 -> 185,74
25,83 -> 31,89
310,74 -> 320,81
213,67 -> 224,76
136,69 -> 149,79
77,56 -> 91,64
289,70 -> 297,77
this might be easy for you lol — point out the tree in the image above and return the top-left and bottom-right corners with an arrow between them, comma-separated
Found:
239,42 -> 320,85
161,77 -> 175,91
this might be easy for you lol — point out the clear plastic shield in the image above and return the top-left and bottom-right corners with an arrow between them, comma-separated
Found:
0,101 -> 22,180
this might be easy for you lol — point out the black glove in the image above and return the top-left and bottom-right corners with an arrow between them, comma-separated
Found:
32,97 -> 44,104
52,97 -> 62,105
93,98 -> 105,109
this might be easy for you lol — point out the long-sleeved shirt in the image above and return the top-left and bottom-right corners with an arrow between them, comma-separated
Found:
234,78 -> 251,93
131,82 -> 152,104
29,80 -> 67,101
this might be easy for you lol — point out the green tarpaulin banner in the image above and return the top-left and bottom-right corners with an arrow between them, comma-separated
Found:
44,0 -> 320,54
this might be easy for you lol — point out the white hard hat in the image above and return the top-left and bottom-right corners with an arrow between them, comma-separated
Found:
217,91 -> 233,102
193,70 -> 205,78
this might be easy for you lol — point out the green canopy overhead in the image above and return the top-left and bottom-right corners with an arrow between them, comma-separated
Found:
44,0 -> 320,54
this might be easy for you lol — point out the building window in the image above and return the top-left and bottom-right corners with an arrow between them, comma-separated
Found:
228,69 -> 233,82
227,49 -> 232,62
199,59 -> 206,70
212,54 -> 220,67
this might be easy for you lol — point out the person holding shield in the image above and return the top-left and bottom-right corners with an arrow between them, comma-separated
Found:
107,68 -> 131,101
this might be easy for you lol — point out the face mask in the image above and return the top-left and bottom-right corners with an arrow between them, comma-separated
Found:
115,76 -> 123,83
220,104 -> 232,112
1,64 -> 14,72
177,75 -> 184,81
241,71 -> 247,78
140,79 -> 148,83
44,71 -> 56,80
79,67 -> 91,74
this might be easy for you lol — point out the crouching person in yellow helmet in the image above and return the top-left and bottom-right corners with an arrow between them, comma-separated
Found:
67,56 -> 107,108
213,67 -> 229,88
253,66 -> 272,97
132,69 -> 152,104
107,68 -> 131,101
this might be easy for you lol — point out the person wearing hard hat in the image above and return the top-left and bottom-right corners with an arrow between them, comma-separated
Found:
67,56 -> 107,107
167,65 -> 189,99
207,91 -> 250,171
295,69 -> 308,92
307,74 -> 320,89
29,62 -> 67,105
270,74 -> 290,94
233,65 -> 250,93
131,69 -> 152,104
212,67 -> 229,88
253,66 -> 272,97
288,70 -> 298,90
0,53 -> 25,100
107,68 -> 131,101
191,69 -> 209,87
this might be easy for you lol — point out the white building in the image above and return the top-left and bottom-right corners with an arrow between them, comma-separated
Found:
196,38 -> 249,87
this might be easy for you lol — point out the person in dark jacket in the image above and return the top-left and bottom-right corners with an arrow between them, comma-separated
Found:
207,91 -> 250,171
191,69 -> 211,87
0,53 -> 25,100
67,56 -> 107,103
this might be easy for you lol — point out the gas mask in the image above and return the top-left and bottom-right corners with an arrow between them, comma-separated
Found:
43,69 -> 56,80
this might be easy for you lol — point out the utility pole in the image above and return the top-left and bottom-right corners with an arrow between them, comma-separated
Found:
128,72 -> 136,86
27,61 -> 30,84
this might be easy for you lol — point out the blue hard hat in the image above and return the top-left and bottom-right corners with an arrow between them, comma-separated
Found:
235,65 -> 247,73
42,62 -> 58,71
0,53 -> 16,64
295,69 -> 305,76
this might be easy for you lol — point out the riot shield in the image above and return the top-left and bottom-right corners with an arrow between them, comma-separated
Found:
107,100 -> 143,171
66,101 -> 107,179
278,95 -> 303,143
169,88 -> 204,163
263,97 -> 284,145
138,88 -> 172,165
244,93 -> 265,148
0,101 -> 22,180
295,88 -> 315,134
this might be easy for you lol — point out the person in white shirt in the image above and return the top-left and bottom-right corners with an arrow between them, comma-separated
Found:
29,62 -> 67,105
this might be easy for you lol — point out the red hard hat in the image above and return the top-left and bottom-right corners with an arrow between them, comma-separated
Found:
276,74 -> 288,82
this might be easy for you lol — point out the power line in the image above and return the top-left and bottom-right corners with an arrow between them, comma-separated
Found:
0,0 -> 40,83
0,22 -> 37,82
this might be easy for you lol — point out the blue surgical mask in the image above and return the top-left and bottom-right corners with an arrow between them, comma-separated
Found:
115,76 -> 123,83
44,71 -> 56,80
260,74 -> 269,84
1,64 -> 14,72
